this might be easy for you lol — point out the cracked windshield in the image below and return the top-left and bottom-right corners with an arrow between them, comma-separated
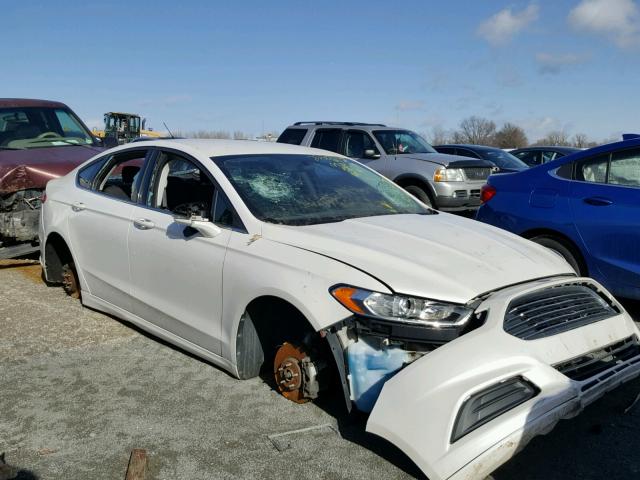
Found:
0,107 -> 95,150
213,154 -> 430,225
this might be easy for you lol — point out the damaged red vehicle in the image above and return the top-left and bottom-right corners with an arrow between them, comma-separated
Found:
0,99 -> 103,258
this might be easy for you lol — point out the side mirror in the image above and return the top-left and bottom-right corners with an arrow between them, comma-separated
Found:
174,215 -> 222,238
363,149 -> 381,159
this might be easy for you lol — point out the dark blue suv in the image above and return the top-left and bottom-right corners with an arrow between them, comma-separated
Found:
476,135 -> 640,300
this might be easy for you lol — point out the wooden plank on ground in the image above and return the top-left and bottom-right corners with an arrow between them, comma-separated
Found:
125,448 -> 147,480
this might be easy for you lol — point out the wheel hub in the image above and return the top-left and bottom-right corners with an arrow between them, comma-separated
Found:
274,342 -> 312,403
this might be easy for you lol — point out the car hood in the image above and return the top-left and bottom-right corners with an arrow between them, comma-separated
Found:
401,152 -> 494,168
0,145 -> 102,195
262,213 -> 574,304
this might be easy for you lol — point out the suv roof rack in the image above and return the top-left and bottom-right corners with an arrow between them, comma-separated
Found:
292,121 -> 387,127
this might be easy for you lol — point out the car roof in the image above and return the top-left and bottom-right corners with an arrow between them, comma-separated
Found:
512,146 -> 581,153
0,98 -> 69,109
435,144 -> 501,151
284,122 -> 402,131
107,138 -> 341,158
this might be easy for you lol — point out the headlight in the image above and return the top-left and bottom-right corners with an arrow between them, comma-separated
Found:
434,167 -> 465,182
330,286 -> 473,328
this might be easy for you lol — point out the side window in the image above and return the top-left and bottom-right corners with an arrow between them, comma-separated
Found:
78,156 -> 109,189
555,162 -> 573,179
212,190 -> 242,229
609,149 -> 640,187
457,149 -> 481,159
542,151 -> 556,163
277,128 -> 307,145
150,152 -> 215,218
436,147 -> 454,155
576,154 -> 609,183
515,151 -> 540,166
95,150 -> 147,201
310,128 -> 342,153
343,130 -> 379,158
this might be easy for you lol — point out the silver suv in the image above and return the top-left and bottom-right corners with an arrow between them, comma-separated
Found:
278,122 -> 493,211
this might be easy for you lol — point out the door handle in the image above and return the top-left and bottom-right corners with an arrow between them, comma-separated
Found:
583,197 -> 613,206
133,218 -> 155,230
71,202 -> 85,212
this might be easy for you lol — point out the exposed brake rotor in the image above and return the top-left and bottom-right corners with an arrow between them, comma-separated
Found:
274,342 -> 318,404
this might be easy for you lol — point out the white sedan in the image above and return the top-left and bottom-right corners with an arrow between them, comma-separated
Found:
40,139 -> 640,480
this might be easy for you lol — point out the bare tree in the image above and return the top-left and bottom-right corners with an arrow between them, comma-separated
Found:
190,130 -> 232,139
425,125 -> 451,145
494,123 -> 528,148
534,130 -> 571,146
233,131 -> 249,140
454,116 -> 496,145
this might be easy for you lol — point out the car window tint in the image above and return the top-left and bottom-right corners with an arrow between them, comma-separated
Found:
457,149 -> 479,159
577,154 -> 609,183
310,129 -> 342,153
213,190 -> 241,228
96,150 -> 147,201
436,147 -> 454,155
555,162 -> 573,179
78,156 -> 109,189
277,128 -> 307,145
344,130 -> 378,158
609,149 -> 640,187
542,151 -> 556,163
150,152 -> 215,219
515,151 -> 540,166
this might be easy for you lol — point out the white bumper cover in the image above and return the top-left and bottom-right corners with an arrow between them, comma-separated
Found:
366,277 -> 640,480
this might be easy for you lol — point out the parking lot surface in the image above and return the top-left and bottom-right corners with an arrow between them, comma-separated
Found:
1,260 -> 640,480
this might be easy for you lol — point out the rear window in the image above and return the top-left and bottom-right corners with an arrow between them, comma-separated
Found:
310,129 -> 342,153
277,128 -> 307,145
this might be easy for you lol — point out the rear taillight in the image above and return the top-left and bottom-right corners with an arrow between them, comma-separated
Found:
480,184 -> 496,203
40,192 -> 47,203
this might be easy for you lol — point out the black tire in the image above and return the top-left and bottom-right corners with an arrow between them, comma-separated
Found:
530,235 -> 584,275
404,185 -> 435,209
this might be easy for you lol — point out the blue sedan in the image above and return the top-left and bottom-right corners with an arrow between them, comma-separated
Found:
476,135 -> 640,300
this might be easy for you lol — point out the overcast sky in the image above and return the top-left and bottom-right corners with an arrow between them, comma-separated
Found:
3,0 -> 638,141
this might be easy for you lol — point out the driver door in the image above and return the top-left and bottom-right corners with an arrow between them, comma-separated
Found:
127,149 -> 232,355
342,129 -> 388,175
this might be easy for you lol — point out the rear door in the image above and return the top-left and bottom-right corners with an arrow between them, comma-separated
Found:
569,148 -> 640,297
127,149 -> 234,354
67,148 -> 150,309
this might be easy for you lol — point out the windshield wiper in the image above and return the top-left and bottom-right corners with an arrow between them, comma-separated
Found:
26,138 -> 103,152
0,146 -> 27,150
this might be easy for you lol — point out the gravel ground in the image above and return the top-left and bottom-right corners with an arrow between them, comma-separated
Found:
1,260 -> 639,480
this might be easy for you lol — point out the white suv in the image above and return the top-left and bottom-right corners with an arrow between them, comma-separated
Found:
40,139 -> 640,480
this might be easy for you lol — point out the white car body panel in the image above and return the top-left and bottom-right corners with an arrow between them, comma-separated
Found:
262,213 -> 573,303
39,139 -> 640,480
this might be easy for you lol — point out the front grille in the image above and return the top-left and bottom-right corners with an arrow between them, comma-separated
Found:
469,189 -> 480,198
463,167 -> 491,181
504,284 -> 618,340
554,336 -> 640,382
453,190 -> 468,198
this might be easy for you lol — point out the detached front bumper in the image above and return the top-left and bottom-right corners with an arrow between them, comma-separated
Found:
365,277 -> 640,480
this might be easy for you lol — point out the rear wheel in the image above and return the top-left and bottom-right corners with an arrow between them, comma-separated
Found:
530,235 -> 584,275
404,185 -> 435,209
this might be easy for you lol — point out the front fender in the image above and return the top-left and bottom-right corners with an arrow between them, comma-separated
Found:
220,231 -> 390,366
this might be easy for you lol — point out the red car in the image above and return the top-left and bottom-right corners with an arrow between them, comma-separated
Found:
0,99 -> 104,258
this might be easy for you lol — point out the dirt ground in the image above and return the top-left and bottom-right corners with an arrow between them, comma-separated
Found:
1,260 -> 639,480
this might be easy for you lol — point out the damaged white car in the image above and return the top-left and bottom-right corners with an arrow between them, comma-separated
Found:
40,139 -> 640,480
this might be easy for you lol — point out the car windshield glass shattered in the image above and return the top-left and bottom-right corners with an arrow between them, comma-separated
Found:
0,107 -> 95,150
373,130 -> 437,155
212,154 -> 431,225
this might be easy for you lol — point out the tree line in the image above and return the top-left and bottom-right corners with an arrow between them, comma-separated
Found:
425,116 -> 606,149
